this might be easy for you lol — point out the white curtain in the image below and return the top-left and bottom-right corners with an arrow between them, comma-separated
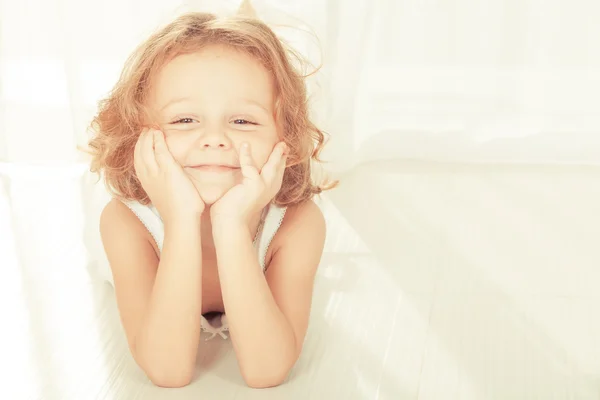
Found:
1,0 -> 599,173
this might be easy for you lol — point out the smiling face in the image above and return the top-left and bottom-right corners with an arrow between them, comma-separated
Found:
146,44 -> 280,205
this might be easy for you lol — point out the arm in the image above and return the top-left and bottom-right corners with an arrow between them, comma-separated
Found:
100,199 -> 203,387
212,200 -> 326,388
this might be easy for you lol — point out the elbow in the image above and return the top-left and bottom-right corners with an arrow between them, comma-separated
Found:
243,374 -> 287,389
241,365 -> 292,389
132,341 -> 196,388
136,350 -> 195,388
145,367 -> 194,388
241,337 -> 299,388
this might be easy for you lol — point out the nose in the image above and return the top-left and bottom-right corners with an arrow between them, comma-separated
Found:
195,127 -> 232,150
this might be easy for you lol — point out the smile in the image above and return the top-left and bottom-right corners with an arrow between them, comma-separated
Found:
188,165 -> 240,173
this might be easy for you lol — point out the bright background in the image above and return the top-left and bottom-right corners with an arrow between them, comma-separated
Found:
1,0 -> 599,169
1,1 -> 599,399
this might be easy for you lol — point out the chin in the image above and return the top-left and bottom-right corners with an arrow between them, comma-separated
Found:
194,183 -> 234,206
186,169 -> 239,206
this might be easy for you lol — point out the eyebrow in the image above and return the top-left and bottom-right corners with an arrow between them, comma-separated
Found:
160,97 -> 191,112
241,99 -> 271,114
160,97 -> 271,114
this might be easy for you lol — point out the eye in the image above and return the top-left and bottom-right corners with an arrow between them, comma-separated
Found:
233,119 -> 257,125
172,118 -> 196,124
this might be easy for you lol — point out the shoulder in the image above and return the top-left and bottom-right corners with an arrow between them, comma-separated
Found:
281,199 -> 325,235
100,198 -> 139,233
270,199 -> 326,258
100,198 -> 158,255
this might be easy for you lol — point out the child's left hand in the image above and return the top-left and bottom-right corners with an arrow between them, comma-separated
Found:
210,141 -> 288,226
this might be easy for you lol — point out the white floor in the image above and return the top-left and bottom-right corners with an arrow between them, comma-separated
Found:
1,159 -> 599,400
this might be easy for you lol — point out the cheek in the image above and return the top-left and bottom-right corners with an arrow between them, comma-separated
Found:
164,136 -> 187,164
248,143 -> 275,168
245,135 -> 279,167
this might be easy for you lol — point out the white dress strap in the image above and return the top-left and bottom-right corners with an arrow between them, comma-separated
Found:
121,200 -> 286,269
255,203 -> 287,271
121,200 -> 165,251
115,199 -> 287,341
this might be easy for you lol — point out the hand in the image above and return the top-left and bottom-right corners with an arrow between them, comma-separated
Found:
210,141 -> 288,225
134,128 -> 205,224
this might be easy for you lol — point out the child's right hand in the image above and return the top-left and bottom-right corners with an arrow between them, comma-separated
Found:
134,128 -> 205,224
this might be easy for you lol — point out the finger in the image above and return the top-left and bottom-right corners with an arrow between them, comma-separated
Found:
152,130 -> 173,169
278,152 -> 288,177
261,142 -> 287,182
239,142 -> 260,180
273,152 -> 288,188
141,129 -> 159,174
134,128 -> 149,176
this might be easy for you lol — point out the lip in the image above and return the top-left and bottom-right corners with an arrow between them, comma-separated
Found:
188,165 -> 240,172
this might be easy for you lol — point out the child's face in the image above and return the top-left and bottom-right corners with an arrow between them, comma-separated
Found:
147,44 -> 280,206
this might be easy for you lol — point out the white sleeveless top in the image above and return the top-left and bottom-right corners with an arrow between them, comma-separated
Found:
116,200 -> 287,341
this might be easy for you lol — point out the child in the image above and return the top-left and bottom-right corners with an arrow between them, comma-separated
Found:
87,2 -> 336,389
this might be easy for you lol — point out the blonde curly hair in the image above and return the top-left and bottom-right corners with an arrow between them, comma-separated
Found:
87,7 -> 337,207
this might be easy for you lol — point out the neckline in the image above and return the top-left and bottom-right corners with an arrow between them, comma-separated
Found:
252,204 -> 270,245
147,202 -> 271,246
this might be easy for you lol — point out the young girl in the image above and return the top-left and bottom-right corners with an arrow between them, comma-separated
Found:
87,2 -> 335,390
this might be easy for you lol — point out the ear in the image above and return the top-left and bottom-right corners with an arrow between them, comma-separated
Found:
237,0 -> 258,19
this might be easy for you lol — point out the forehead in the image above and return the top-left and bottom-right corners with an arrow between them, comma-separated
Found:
149,44 -> 275,109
